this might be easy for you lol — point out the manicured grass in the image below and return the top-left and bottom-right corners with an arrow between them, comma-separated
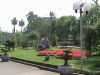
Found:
0,46 -> 100,72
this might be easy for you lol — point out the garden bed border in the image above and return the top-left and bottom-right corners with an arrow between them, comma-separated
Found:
10,57 -> 100,75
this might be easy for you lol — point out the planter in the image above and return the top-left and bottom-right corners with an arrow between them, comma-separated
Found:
58,65 -> 74,75
1,54 -> 11,62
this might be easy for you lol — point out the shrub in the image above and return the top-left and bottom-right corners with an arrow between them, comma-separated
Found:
61,42 -> 68,48
97,51 -> 100,56
20,39 -> 28,48
3,38 -> 15,51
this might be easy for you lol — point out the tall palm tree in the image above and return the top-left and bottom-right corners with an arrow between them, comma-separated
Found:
19,19 -> 25,32
11,17 -> 18,34
49,11 -> 56,21
26,11 -> 37,23
92,0 -> 98,4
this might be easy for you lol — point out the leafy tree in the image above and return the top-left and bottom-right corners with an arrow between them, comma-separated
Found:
82,4 -> 100,26
96,19 -> 100,38
19,19 -> 25,32
11,17 -> 18,34
0,28 -> 2,44
82,3 -> 100,55
26,11 -> 51,38
27,31 -> 38,41
69,16 -> 78,40
35,17 -> 51,38
3,38 -> 15,51
51,34 -> 59,46
26,11 -> 37,32
83,25 -> 99,55
56,16 -> 77,41
56,16 -> 69,40
20,38 -> 28,48
15,32 -> 23,46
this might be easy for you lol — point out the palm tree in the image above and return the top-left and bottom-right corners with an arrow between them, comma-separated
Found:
11,17 -> 18,34
26,11 -> 37,23
19,19 -> 25,32
92,0 -> 98,4
49,11 -> 56,21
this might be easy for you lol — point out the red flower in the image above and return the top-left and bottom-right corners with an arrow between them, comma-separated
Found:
38,49 -> 90,57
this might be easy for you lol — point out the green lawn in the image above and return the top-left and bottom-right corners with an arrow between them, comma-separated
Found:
0,46 -> 100,72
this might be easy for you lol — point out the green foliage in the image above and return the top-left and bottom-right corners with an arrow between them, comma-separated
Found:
3,38 -> 15,50
19,19 -> 25,32
15,32 -> 23,46
82,4 -> 100,26
27,31 -> 38,40
49,11 -> 56,20
97,51 -> 100,56
61,42 -> 68,48
0,32 -> 2,43
56,16 -> 77,40
20,39 -> 28,48
82,4 -> 100,56
83,25 -> 99,54
26,11 -> 51,38
51,34 -> 59,46
59,50 -> 73,65
11,17 -> 18,34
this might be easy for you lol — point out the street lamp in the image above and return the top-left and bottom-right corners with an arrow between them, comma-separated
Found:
73,2 -> 91,70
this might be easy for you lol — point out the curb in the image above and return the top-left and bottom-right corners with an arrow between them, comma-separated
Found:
10,57 -> 100,75
10,57 -> 58,73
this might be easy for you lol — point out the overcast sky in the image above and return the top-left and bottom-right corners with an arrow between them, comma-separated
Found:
0,0 -> 96,32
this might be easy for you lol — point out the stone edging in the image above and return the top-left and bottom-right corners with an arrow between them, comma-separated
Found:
9,57 -> 100,75
10,57 -> 58,73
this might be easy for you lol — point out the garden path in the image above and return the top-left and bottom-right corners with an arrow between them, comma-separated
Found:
0,59 -> 59,75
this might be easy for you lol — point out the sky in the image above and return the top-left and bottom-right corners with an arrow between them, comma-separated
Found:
0,0 -> 97,32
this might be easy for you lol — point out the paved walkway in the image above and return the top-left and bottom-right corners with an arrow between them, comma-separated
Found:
0,59 -> 59,75
57,46 -> 80,49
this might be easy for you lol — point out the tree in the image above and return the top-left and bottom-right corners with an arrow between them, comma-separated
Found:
56,16 -> 77,41
26,11 -> 51,38
26,11 -> 37,32
0,27 -> 1,44
83,25 -> 99,55
26,11 -> 37,23
82,3 -> 100,55
3,38 -> 15,51
49,11 -> 56,21
56,16 -> 70,40
82,4 -> 100,26
92,0 -> 98,4
11,17 -> 18,34
19,19 -> 25,32
15,32 -> 23,46
69,16 -> 78,41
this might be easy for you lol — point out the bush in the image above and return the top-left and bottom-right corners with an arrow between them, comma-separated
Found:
20,39 -> 28,48
97,51 -> 100,56
61,42 -> 68,48
3,38 -> 15,50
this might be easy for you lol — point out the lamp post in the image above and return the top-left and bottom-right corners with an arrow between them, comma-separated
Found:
73,2 -> 90,70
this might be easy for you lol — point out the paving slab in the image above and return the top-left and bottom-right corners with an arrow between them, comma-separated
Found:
0,59 -> 59,75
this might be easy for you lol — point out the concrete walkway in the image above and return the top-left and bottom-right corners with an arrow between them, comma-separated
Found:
0,59 -> 59,75
57,46 -> 80,49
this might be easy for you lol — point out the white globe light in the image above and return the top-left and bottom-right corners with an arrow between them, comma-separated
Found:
84,4 -> 91,12
73,2 -> 80,10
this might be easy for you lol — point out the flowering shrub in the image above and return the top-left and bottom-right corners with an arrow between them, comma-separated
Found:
37,49 -> 90,58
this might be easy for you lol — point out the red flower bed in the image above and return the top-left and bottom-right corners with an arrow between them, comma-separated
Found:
37,49 -> 90,58
38,50 -> 54,54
